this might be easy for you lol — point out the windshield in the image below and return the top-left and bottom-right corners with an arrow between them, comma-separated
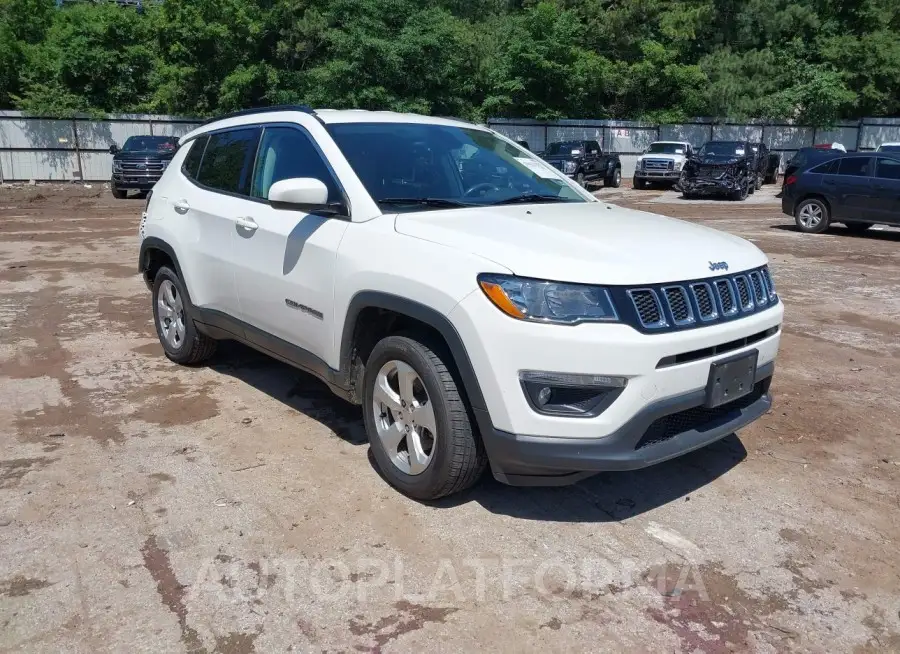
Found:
544,141 -> 584,156
878,145 -> 900,152
327,123 -> 586,208
698,142 -> 747,157
122,136 -> 178,152
646,143 -> 686,155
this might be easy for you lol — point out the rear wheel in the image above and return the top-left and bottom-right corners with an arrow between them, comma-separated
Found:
363,334 -> 486,500
845,221 -> 873,234
794,198 -> 830,233
151,266 -> 217,364
111,186 -> 127,199
605,167 -> 621,188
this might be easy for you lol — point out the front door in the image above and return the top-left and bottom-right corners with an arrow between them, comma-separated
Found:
232,125 -> 349,360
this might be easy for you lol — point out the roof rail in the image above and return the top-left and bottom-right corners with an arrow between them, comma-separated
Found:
201,105 -> 315,125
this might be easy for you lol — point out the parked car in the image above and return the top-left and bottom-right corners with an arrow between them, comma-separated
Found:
764,151 -> 781,184
748,142 -> 777,185
680,140 -> 758,200
539,139 -> 622,187
633,141 -> 693,189
138,105 -> 782,499
876,142 -> 900,152
782,152 -> 900,233
782,147 -> 845,189
110,135 -> 179,199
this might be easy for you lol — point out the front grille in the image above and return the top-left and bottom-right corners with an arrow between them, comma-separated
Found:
760,268 -> 776,300
619,266 -> 776,333
628,290 -> 665,327
635,381 -> 767,450
643,158 -> 673,171
119,160 -> 166,172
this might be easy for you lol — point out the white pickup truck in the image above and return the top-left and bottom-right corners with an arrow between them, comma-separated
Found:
633,141 -> 694,189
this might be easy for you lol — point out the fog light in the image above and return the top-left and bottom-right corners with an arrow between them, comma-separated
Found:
537,386 -> 552,406
519,371 -> 627,417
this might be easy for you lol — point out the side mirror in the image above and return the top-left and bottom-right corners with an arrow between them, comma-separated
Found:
268,177 -> 345,215
109,144 -> 119,154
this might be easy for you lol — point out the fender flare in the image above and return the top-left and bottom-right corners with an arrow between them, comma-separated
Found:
339,291 -> 488,413
137,237 -> 194,303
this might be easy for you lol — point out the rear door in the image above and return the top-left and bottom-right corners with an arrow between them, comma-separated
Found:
174,128 -> 260,318
232,124 -> 350,360
871,157 -> 900,224
828,156 -> 875,221
585,140 -> 601,176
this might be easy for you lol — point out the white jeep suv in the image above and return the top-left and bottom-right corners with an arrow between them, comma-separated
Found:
138,107 -> 782,499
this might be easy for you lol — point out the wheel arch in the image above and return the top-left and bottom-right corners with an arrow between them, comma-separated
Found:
138,237 -> 190,299
795,193 -> 832,216
339,292 -> 488,415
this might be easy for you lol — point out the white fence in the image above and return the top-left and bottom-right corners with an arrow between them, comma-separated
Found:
488,117 -> 900,178
0,111 -> 202,182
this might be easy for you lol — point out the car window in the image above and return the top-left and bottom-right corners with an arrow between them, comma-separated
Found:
196,128 -> 261,195
586,140 -> 601,154
181,136 -> 207,180
875,157 -> 900,180
809,159 -> 838,174
251,126 -> 341,202
836,157 -> 871,177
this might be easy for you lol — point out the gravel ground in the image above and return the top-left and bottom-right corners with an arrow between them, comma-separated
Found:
1,182 -> 898,653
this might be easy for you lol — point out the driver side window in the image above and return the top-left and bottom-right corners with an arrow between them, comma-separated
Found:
251,126 -> 341,202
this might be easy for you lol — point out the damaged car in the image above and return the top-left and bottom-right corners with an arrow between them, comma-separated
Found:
680,141 -> 756,201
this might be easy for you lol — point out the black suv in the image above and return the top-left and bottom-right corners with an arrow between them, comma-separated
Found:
681,140 -> 764,200
782,152 -> 900,234
109,135 -> 179,199
539,140 -> 622,187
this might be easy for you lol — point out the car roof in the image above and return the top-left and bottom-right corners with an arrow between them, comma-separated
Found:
182,107 -> 486,142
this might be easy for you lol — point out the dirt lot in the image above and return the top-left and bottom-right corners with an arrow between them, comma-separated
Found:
1,182 -> 898,653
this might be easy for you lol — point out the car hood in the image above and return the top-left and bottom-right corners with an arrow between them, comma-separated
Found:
394,202 -> 766,285
638,153 -> 686,162
691,156 -> 744,166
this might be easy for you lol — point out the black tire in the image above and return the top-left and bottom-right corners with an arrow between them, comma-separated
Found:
111,186 -> 127,199
633,177 -> 645,190
731,180 -> 749,201
845,221 -> 873,234
794,198 -> 830,233
605,167 -> 622,188
755,173 -> 763,191
151,266 -> 217,365
363,334 -> 487,500
576,171 -> 585,187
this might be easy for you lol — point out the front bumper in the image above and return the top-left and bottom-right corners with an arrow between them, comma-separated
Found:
481,364 -> 772,485
635,170 -> 680,179
680,175 -> 745,195
448,289 -> 782,484
112,173 -> 162,190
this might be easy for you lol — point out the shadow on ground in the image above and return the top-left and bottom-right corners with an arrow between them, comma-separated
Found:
770,223 -> 900,241
208,340 -> 747,522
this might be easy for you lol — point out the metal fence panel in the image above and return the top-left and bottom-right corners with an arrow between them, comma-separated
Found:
658,124 -> 712,148
1,150 -> 79,181
859,120 -> 900,150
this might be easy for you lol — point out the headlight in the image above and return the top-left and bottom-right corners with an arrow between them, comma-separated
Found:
478,274 -> 619,324
674,161 -> 683,171
113,160 -> 122,171
563,161 -> 578,174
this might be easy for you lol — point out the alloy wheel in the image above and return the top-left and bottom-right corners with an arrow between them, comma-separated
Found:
798,203 -> 823,229
372,360 -> 436,475
157,279 -> 186,349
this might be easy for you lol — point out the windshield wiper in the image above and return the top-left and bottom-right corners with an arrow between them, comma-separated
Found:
378,197 -> 475,208
488,194 -> 574,206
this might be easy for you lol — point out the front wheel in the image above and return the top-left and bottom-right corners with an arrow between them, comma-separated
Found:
605,167 -> 622,188
633,177 -> 646,190
363,334 -> 486,500
731,180 -> 749,201
794,198 -> 830,233
111,186 -> 127,199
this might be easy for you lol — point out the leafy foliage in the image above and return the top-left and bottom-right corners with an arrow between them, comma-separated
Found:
1,0 -> 899,126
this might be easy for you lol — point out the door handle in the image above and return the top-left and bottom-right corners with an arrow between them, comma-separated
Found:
235,216 -> 258,231
173,199 -> 190,214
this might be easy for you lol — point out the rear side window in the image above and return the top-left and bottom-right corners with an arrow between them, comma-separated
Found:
837,157 -> 871,177
875,157 -> 900,180
250,126 -> 341,202
181,136 -> 207,180
809,159 -> 838,174
197,128 -> 261,195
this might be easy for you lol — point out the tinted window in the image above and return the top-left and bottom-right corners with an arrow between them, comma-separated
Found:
181,136 -> 207,180
837,157 -> 871,177
251,127 -> 341,202
875,157 -> 900,180
196,128 -> 261,195
586,140 -> 601,154
809,159 -> 838,174
544,141 -> 584,156
123,135 -> 178,152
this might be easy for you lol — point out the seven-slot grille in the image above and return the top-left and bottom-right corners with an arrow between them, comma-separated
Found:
621,266 -> 776,333
119,160 -> 166,173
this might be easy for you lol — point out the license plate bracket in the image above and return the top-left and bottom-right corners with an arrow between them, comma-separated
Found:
705,350 -> 758,408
